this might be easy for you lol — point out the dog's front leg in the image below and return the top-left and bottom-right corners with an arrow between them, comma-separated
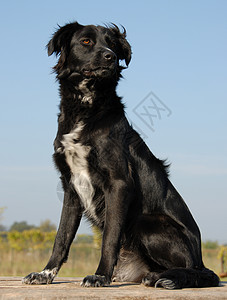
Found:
23,188 -> 82,284
81,180 -> 130,287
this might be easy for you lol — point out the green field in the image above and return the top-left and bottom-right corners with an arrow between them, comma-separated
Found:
0,230 -> 226,279
0,243 -> 225,280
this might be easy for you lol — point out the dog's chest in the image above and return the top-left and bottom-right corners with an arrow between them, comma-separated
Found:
60,123 -> 95,215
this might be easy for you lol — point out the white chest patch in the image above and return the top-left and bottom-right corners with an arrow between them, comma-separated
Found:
61,123 -> 95,215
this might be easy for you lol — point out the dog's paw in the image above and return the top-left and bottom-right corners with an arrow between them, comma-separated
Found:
81,275 -> 110,287
22,272 -> 50,285
155,278 -> 179,289
22,268 -> 57,285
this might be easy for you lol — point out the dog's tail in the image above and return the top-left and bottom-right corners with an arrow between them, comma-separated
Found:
154,267 -> 219,289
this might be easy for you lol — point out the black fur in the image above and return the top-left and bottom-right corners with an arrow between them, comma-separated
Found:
22,22 -> 219,289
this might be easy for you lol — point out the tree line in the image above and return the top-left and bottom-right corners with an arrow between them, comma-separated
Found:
0,220 -> 56,233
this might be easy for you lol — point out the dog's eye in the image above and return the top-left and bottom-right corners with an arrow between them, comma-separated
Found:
81,39 -> 92,45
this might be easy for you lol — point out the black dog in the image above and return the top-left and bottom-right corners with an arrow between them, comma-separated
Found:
23,22 -> 219,289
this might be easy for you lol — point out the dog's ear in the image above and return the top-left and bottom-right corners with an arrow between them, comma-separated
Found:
47,22 -> 83,78
118,27 -> 132,66
110,25 -> 132,66
47,22 -> 83,56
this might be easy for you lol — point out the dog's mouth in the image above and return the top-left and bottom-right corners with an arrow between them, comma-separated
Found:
82,67 -> 115,78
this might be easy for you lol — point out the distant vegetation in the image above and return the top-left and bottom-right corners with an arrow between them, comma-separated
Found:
202,240 -> 219,249
0,228 -> 226,279
0,208 -> 226,279
0,221 -> 99,277
3,220 -> 57,233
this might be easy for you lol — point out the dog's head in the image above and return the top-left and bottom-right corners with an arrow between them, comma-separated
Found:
47,22 -> 132,81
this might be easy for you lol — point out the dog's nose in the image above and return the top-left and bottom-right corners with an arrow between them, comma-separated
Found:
103,50 -> 116,62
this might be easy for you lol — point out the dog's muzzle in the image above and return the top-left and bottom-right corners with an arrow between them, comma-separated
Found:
82,48 -> 117,78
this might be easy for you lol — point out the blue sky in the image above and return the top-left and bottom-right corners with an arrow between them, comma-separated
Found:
0,0 -> 226,243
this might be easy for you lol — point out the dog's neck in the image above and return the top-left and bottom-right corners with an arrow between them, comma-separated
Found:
60,76 -> 118,106
56,76 -> 125,138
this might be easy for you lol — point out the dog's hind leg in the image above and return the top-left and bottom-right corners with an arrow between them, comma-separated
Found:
22,188 -> 82,284
136,214 -> 219,289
